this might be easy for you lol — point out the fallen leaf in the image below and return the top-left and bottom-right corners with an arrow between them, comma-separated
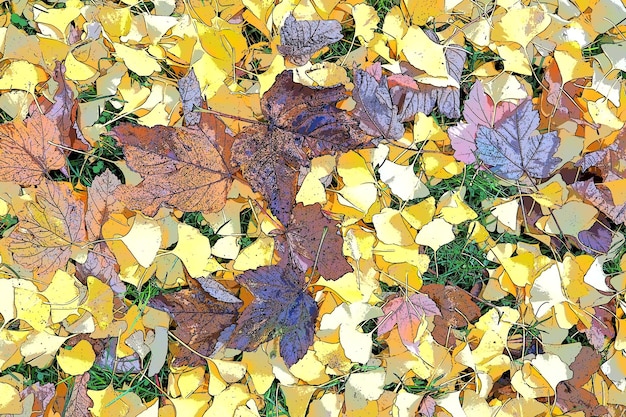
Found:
233,71 -> 367,224
278,203 -> 352,280
178,68 -> 203,126
149,277 -> 240,367
228,261 -> 318,366
378,293 -> 440,352
0,111 -> 65,186
113,113 -> 235,216
9,180 -> 87,282
475,100 -> 561,180
277,13 -> 343,66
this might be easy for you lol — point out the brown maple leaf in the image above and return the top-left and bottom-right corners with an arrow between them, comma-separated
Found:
112,113 -> 235,216
233,71 -> 368,225
0,111 -> 65,186
64,373 -> 93,417
277,203 -> 352,280
149,277 -> 240,367
9,180 -> 87,283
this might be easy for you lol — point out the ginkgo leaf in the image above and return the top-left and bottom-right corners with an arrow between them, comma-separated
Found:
0,111 -> 65,186
378,293 -> 440,351
233,71 -> 368,225
352,68 -> 405,140
9,180 -> 87,282
113,113 -> 235,216
277,13 -> 343,66
149,277 -> 240,367
475,100 -> 561,180
228,261 -> 318,366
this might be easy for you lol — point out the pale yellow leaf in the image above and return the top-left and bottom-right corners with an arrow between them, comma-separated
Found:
57,339 -> 96,375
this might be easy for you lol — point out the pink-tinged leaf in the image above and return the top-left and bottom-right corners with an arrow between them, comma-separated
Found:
475,100 -> 561,180
572,180 -> 626,225
378,293 -> 440,350
448,82 -> 515,164
85,169 -> 123,241
366,62 -> 383,81
65,373 -> 93,417
419,395 -> 437,417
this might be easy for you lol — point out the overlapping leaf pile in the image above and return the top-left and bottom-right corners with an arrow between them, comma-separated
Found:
0,0 -> 625,415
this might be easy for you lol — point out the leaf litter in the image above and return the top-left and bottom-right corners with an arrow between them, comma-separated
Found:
0,0 -> 625,416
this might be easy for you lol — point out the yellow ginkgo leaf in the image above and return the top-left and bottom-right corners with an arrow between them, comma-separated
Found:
171,223 -> 212,277
414,218 -> 455,251
120,214 -> 162,268
57,339 -> 96,375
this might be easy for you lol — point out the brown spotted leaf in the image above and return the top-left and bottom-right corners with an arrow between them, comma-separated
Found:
279,203 -> 352,280
113,113 -> 235,216
149,277 -> 240,367
277,13 -> 343,66
556,347 -> 608,416
233,71 -> 368,224
65,373 -> 93,417
8,180 -> 87,282
0,111 -> 65,186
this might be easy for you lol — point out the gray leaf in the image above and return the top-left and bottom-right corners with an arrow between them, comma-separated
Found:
352,69 -> 404,139
178,68 -> 203,126
475,100 -> 561,180
278,13 -> 343,66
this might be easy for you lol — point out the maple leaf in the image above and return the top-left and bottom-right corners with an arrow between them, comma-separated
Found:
277,13 -> 343,66
352,68 -> 405,140
278,203 -> 352,280
475,100 -> 561,180
448,81 -> 516,164
377,293 -> 440,351
8,180 -> 87,282
85,169 -> 123,241
149,277 -> 241,367
228,261 -> 318,366
64,373 -> 93,417
112,113 -> 235,216
233,71 -> 368,225
0,111 -> 66,186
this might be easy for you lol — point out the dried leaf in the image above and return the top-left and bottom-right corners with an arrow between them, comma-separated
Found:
278,14 -> 343,66
178,68 -> 203,126
0,111 -> 65,186
85,169 -> 123,241
352,68 -> 404,140
233,71 -> 367,224
113,113 -> 235,216
229,261 -> 318,366
9,180 -> 87,282
475,100 -> 561,180
377,293 -> 440,351
149,277 -> 240,367
279,203 -> 352,280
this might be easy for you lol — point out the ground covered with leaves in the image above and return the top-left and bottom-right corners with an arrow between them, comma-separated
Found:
0,0 -> 626,415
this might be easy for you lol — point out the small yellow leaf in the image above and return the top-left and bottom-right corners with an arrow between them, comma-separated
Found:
400,27 -> 448,79
491,6 -> 551,47
373,208 -> 415,246
120,214 -> 162,268
0,61 -> 47,93
232,236 -> 275,271
353,4 -> 379,43
57,340 -> 96,375
0,382 -> 22,414
414,218 -> 455,251
171,223 -> 212,277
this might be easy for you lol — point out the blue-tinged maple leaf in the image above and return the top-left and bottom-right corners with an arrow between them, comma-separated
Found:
475,100 -> 561,180
228,262 -> 318,366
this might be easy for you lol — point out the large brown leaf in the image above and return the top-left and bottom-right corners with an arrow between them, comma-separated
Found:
112,113 -> 235,216
149,277 -> 240,367
9,180 -> 87,283
278,203 -> 352,281
233,71 -> 368,224
0,111 -> 65,186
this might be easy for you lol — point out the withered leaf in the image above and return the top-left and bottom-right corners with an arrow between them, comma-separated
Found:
279,203 -> 352,281
421,284 -> 481,347
46,61 -> 85,151
556,347 -> 608,417
475,100 -> 561,180
352,68 -> 405,140
85,169 -> 123,241
578,303 -> 615,350
233,71 -> 367,224
572,180 -> 626,225
178,68 -> 203,126
65,373 -> 93,417
76,243 -> 125,294
0,111 -> 65,186
9,180 -> 87,282
228,261 -> 318,366
113,113 -> 235,216
377,293 -> 440,351
149,277 -> 240,367
277,13 -> 343,66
